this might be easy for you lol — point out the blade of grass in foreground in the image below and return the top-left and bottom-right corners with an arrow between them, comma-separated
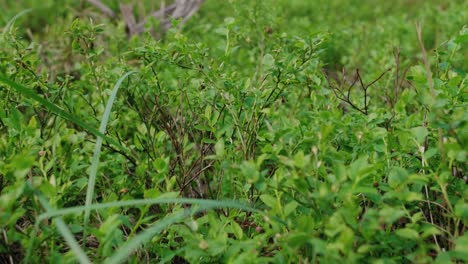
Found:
83,71 -> 137,233
27,186 -> 91,264
2,8 -> 32,37
38,198 -> 262,221
36,197 -> 263,264
105,209 -> 190,264
35,197 -> 285,263
0,75 -> 133,158
107,202 -> 262,264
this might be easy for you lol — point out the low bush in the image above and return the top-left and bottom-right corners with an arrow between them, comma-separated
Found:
0,0 -> 466,263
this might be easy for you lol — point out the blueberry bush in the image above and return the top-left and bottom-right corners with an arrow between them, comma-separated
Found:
0,0 -> 466,263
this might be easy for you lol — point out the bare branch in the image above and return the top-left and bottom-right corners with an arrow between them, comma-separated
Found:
87,0 -> 116,18
120,4 -> 138,36
326,68 -> 390,116
393,47 -> 401,106
87,0 -> 205,39
365,68 -> 391,89
134,2 -> 176,34
415,22 -> 435,97
136,0 -> 204,34
346,73 -> 359,101
179,0 -> 204,26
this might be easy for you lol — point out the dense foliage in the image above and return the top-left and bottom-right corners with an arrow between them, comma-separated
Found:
0,0 -> 467,263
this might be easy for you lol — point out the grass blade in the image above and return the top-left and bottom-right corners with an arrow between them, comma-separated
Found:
38,198 -> 262,221
106,202 -> 257,264
2,8 -> 32,37
0,75 -> 133,157
104,209 -> 190,264
37,197 -> 267,263
83,71 -> 137,231
30,185 -> 91,264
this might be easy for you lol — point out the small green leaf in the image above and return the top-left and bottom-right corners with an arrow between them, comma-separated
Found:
411,126 -> 428,145
388,167 -> 409,188
260,194 -> 277,209
455,202 -> 468,220
349,156 -> 370,181
284,201 -> 298,216
194,124 -> 212,131
395,228 -> 419,240
263,54 -> 275,69
435,252 -> 452,264
215,139 -> 225,158
420,225 -> 442,238
287,233 -> 310,248
204,105 -> 212,121
224,17 -> 235,25
452,233 -> 468,261
230,221 -> 243,239
293,151 -> 306,168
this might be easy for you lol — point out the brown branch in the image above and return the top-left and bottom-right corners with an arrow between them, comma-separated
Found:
326,68 -> 390,116
173,0 -> 204,19
356,70 -> 369,114
393,47 -> 401,106
415,22 -> 435,97
87,0 -> 116,18
365,68 -> 391,89
347,71 -> 359,101
134,2 -> 176,34
88,0 -> 204,38
135,0 -> 204,35
120,4 -> 138,36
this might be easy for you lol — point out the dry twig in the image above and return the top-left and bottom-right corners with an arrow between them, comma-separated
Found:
87,0 -> 116,18
86,0 -> 204,38
416,22 -> 435,97
326,68 -> 390,115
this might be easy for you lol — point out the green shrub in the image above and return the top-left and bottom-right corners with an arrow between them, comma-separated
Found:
0,0 -> 466,263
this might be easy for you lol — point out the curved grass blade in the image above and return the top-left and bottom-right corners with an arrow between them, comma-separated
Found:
2,8 -> 32,37
106,203 -> 254,264
37,197 -> 264,263
38,198 -> 262,221
83,71 -> 137,231
104,209 -> 191,264
36,197 -> 285,263
0,75 -> 133,158
24,222 -> 41,263
27,185 -> 91,264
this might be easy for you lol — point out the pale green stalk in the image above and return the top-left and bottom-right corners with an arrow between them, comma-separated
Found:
83,71 -> 137,233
